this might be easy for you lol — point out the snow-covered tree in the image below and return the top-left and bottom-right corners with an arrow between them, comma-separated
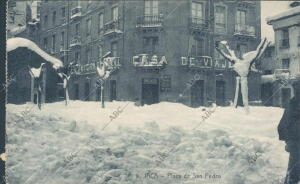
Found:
95,52 -> 118,108
216,38 -> 270,113
28,63 -> 46,110
58,72 -> 71,106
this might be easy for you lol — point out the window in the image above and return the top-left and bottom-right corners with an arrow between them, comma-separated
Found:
143,37 -> 159,54
99,13 -> 104,31
86,18 -> 91,37
61,7 -> 66,17
111,42 -> 118,57
75,23 -> 80,36
191,38 -> 204,56
144,0 -> 158,16
237,44 -> 248,58
281,28 -> 289,48
75,51 -> 80,63
44,15 -> 48,27
282,58 -> 290,70
236,10 -> 246,25
112,6 -> 118,20
60,31 -> 65,47
52,11 -> 56,25
86,48 -> 91,64
98,45 -> 103,58
52,34 -> 56,52
265,48 -> 272,57
215,6 -> 226,30
43,37 -> 48,50
192,1 -> 203,20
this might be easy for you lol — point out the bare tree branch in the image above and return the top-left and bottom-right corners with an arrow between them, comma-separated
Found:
215,44 -> 235,64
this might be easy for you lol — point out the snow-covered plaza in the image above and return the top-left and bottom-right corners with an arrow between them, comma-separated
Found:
6,101 -> 289,184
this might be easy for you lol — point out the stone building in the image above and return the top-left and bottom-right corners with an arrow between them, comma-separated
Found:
37,0 -> 262,107
264,1 -> 300,108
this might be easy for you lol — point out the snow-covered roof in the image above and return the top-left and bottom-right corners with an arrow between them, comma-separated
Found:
266,6 -> 300,24
7,37 -> 63,70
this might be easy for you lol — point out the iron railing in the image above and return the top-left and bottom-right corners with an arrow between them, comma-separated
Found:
136,15 -> 163,28
234,24 -> 255,37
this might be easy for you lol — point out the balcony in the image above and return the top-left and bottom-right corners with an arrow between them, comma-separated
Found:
215,23 -> 226,34
274,69 -> 290,80
234,24 -> 255,37
70,6 -> 82,20
59,45 -> 65,53
103,57 -> 121,70
280,39 -> 290,49
133,54 -> 167,70
103,19 -> 123,36
181,56 -> 213,68
136,15 -> 163,28
70,63 -> 96,75
189,17 -> 209,32
70,36 -> 81,48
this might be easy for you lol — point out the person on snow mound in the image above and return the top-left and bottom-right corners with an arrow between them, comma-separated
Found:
278,79 -> 300,184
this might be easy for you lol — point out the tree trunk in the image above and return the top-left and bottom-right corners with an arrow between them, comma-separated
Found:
65,87 -> 69,106
101,85 -> 105,108
241,76 -> 249,114
234,77 -> 240,108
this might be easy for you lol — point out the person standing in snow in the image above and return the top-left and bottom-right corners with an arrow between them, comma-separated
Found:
278,79 -> 300,184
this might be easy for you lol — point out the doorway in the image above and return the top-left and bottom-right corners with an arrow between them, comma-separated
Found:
191,80 -> 204,107
281,88 -> 291,108
142,78 -> 159,105
261,83 -> 273,106
74,84 -> 79,100
216,81 -> 226,106
110,80 -> 117,102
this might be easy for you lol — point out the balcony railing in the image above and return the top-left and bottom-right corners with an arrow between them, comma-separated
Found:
70,57 -> 121,75
280,39 -> 290,49
103,19 -> 122,36
234,24 -> 255,37
136,15 -> 163,28
133,54 -> 167,68
70,6 -> 82,20
181,56 -> 212,68
215,23 -> 226,33
70,36 -> 81,47
189,17 -> 209,31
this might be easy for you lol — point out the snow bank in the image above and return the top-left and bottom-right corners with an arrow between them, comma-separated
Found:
7,37 -> 63,70
6,102 -> 288,184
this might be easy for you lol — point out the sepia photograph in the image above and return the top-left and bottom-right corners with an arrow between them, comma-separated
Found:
4,0 -> 300,183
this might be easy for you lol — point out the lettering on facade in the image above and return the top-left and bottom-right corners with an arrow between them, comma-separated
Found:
181,56 -> 212,68
182,57 -> 231,69
133,55 -> 167,66
70,57 -> 120,75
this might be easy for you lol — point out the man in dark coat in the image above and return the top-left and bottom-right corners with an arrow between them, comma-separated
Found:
278,79 -> 300,184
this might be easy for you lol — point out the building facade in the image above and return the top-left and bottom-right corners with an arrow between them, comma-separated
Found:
263,1 -> 300,108
38,0 -> 262,107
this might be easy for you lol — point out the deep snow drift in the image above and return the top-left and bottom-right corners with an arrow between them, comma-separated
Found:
6,101 -> 289,184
